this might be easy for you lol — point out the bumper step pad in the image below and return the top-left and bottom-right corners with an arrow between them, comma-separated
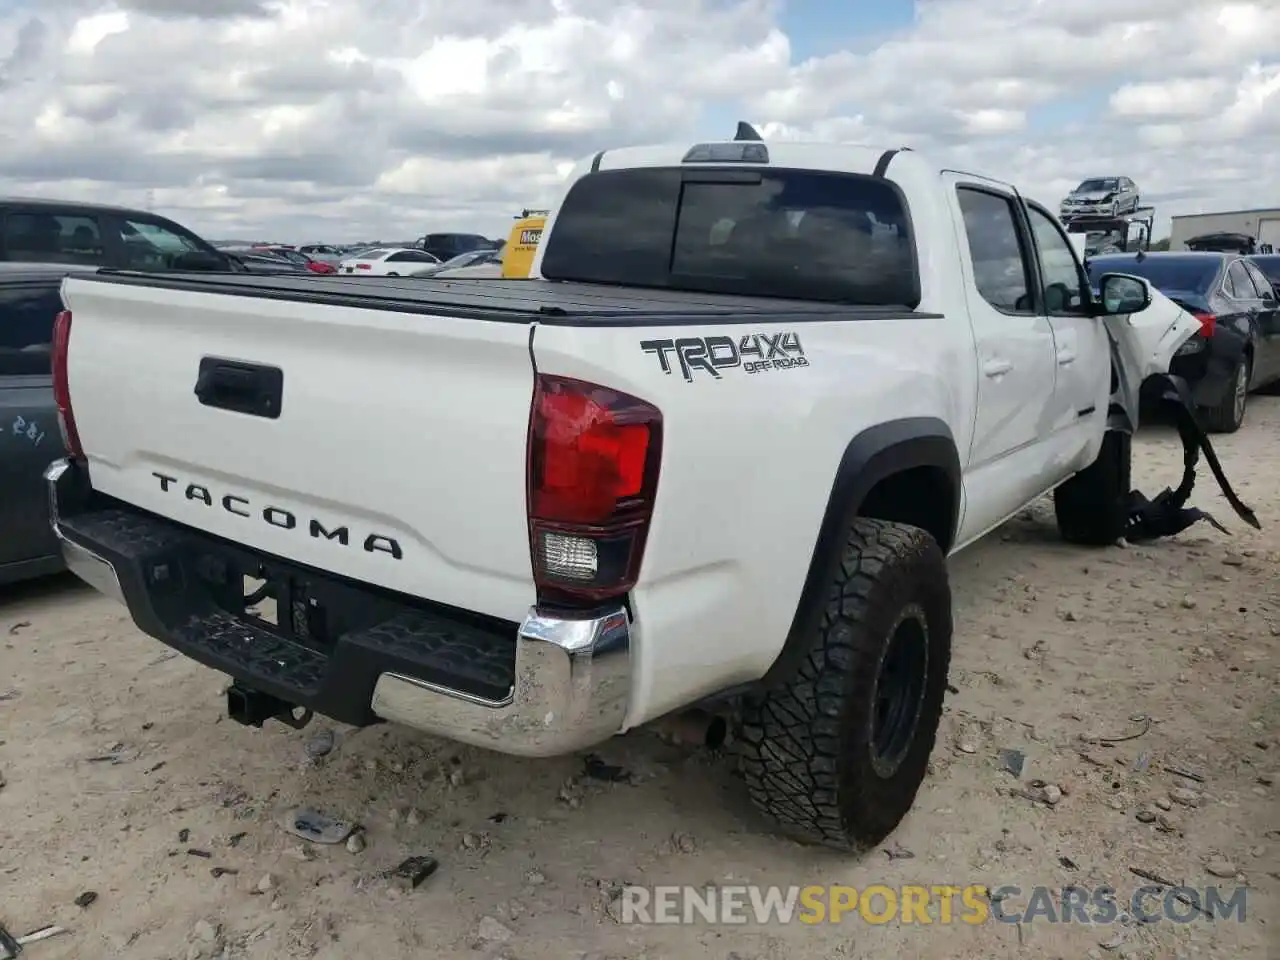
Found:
57,505 -> 517,723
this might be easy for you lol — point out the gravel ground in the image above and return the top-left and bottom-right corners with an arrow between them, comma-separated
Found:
2,401 -> 1277,960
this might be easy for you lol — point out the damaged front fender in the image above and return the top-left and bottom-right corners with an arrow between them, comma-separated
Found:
1103,285 -> 1201,433
1094,277 -> 1259,541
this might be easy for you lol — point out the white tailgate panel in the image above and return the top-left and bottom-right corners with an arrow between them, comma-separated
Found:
62,279 -> 537,623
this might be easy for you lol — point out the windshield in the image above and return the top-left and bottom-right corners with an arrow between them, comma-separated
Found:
540,167 -> 919,306
1086,255 -> 1221,294
1077,179 -> 1118,192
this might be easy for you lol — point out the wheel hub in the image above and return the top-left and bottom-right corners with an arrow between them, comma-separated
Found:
1230,362 -> 1248,425
869,605 -> 929,778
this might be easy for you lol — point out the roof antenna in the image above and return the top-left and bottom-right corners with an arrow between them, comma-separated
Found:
734,121 -> 763,142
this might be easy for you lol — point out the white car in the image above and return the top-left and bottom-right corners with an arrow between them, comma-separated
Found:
48,133 -> 1214,853
337,247 -> 441,276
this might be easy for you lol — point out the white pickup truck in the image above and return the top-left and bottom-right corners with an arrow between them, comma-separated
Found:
46,131 -> 1200,851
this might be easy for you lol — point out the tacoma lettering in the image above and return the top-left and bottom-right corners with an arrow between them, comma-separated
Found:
151,471 -> 402,559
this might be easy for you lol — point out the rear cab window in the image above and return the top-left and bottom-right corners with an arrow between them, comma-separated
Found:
1,212 -> 106,266
0,281 -> 61,377
540,166 -> 919,306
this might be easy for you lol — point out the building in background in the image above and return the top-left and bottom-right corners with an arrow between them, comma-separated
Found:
1169,207 -> 1280,252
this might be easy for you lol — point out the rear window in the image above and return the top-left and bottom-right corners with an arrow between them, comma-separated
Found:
2,212 -> 105,266
1086,255 -> 1221,295
0,282 -> 60,376
1252,256 -> 1280,284
540,167 -> 919,306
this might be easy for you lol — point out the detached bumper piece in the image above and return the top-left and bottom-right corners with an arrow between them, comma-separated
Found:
1125,374 -> 1260,542
44,459 -> 632,757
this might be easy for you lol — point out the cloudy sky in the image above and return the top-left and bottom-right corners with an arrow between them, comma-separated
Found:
1,0 -> 1276,243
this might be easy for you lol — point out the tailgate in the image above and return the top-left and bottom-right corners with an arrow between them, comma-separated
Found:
61,277 -> 538,622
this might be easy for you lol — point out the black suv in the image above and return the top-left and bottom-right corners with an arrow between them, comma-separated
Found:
0,197 -> 244,272
419,232 -> 494,262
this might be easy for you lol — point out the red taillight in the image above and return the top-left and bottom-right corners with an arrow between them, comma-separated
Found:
51,309 -> 84,458
527,375 -> 662,604
1194,312 -> 1216,337
356,263 -> 371,270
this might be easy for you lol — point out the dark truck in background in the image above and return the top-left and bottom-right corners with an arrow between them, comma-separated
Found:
0,264 -> 81,585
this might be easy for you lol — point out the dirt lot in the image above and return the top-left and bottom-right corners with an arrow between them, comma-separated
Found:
2,405 -> 1277,960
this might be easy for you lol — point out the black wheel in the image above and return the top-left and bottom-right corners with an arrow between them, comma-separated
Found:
736,518 -> 951,851
1054,429 -> 1132,545
1199,354 -> 1249,434
387,272 -> 399,277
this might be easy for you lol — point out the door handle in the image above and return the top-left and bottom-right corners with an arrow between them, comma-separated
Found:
1057,349 -> 1076,366
983,359 -> 1013,378
194,357 -> 284,419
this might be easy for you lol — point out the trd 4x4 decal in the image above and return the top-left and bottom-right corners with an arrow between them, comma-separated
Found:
640,333 -> 807,382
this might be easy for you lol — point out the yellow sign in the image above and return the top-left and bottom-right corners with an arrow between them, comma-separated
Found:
502,213 -> 545,278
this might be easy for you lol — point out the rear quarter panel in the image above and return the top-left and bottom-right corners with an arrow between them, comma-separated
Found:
532,313 -> 971,727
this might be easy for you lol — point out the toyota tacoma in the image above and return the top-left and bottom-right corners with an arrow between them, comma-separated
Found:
45,129 -> 1206,850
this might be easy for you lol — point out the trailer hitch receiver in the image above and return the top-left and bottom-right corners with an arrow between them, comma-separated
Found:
226,683 -> 312,729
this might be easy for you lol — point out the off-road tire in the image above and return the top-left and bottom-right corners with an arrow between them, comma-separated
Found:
1199,354 -> 1249,434
736,518 -> 952,851
1054,429 -> 1132,545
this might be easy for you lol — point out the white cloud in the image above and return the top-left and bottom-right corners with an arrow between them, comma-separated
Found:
1109,79 -> 1230,119
0,0 -> 1276,242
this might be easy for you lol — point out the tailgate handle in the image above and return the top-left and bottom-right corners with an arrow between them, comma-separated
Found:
194,357 -> 283,419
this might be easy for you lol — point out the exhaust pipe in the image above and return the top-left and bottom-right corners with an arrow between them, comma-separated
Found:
651,709 -> 729,749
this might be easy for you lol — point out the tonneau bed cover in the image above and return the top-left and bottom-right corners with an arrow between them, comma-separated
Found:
73,270 -> 917,324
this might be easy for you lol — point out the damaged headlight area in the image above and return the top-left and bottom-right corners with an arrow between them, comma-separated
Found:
1102,305 -> 1259,544
1174,338 -> 1205,356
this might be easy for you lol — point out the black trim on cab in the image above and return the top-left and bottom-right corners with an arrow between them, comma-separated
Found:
761,417 -> 962,691
68,272 -> 943,327
872,150 -> 899,177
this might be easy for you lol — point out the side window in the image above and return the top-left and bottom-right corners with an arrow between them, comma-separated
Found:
0,284 -> 61,376
1226,260 -> 1260,299
2,213 -> 105,266
386,252 -> 413,262
1025,205 -> 1089,315
115,218 -> 203,270
1244,261 -> 1276,298
956,187 -> 1033,313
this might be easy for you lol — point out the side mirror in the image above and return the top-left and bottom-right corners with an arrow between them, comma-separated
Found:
173,250 -> 233,272
1096,273 -> 1151,316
